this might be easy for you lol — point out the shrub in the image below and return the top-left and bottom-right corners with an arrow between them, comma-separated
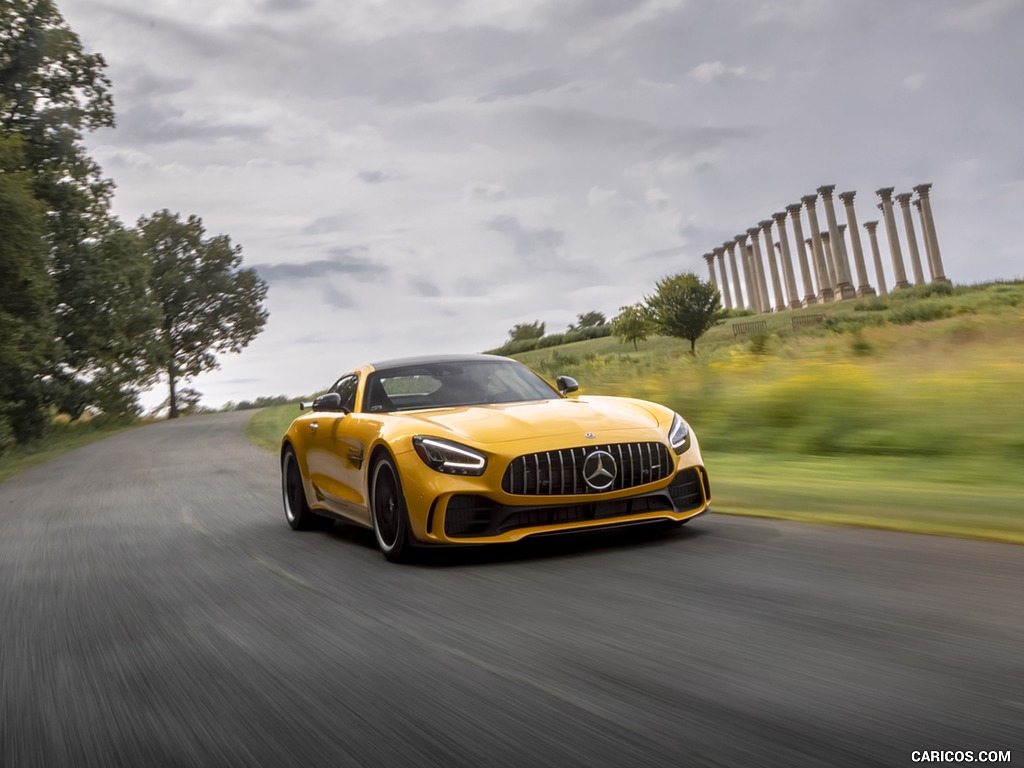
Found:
537,333 -> 565,349
888,299 -> 959,325
855,297 -> 890,312
823,313 -> 889,334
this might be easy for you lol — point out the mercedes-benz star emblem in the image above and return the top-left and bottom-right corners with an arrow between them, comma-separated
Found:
582,450 -> 617,491
585,432 -> 596,439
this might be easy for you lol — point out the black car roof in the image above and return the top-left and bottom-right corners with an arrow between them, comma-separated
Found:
368,353 -> 510,373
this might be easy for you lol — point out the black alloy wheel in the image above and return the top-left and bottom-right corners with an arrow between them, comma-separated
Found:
371,456 -> 413,563
282,448 -> 332,530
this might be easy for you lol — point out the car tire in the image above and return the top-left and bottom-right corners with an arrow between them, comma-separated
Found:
371,455 -> 413,563
282,447 -> 332,531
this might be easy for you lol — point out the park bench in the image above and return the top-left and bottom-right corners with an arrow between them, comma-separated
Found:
791,313 -> 827,330
732,319 -> 768,337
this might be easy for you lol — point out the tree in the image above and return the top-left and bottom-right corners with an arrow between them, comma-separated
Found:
645,272 -> 722,354
2,0 -> 157,418
0,133 -> 54,449
139,211 -> 269,418
567,311 -> 606,331
50,223 -> 161,418
508,320 -> 545,342
611,303 -> 650,351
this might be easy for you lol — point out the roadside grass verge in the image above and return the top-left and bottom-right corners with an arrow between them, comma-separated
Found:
0,419 -> 140,484
710,452 -> 1024,545
245,401 -> 303,452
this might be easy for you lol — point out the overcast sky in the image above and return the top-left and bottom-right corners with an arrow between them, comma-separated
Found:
59,0 -> 1024,410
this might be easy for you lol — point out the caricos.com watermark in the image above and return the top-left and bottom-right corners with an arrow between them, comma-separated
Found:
911,751 -> 1012,763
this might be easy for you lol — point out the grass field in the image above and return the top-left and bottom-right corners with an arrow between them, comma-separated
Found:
247,281 -> 1024,544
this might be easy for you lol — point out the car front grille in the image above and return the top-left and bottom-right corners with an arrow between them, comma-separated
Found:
501,442 -> 672,496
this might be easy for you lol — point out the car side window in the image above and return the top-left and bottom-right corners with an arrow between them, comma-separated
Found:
331,374 -> 358,413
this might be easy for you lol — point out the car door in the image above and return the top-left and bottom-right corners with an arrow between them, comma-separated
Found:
305,374 -> 362,519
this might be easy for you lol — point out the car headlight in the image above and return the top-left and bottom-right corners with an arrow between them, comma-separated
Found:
668,413 -> 691,455
413,436 -> 487,476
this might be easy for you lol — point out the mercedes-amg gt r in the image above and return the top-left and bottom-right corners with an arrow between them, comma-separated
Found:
280,354 -> 710,562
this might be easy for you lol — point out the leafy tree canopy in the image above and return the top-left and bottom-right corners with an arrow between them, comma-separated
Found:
645,272 -> 722,354
611,303 -> 650,351
0,133 -> 53,449
139,210 -> 269,418
1,0 -> 114,158
509,320 -> 545,342
567,311 -> 607,331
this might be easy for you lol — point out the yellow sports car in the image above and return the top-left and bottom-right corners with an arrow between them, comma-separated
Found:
281,354 -> 710,562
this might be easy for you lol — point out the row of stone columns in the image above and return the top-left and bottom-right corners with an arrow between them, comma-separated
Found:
703,183 -> 948,312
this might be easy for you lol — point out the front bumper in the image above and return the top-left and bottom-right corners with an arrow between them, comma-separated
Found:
409,464 -> 711,545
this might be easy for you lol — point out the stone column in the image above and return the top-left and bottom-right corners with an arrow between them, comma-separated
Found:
838,191 -> 875,297
817,185 -> 856,299
863,221 -> 888,297
820,231 -> 838,293
913,183 -> 949,282
912,200 -> 936,281
895,193 -> 925,285
805,238 -> 823,300
876,188 -> 911,289
735,233 -> 758,312
726,241 -> 744,310
714,247 -> 733,309
744,243 -> 762,313
772,212 -> 801,309
703,253 -> 718,289
759,219 -> 786,311
786,203 -> 816,306
747,227 -> 772,312
801,194 -> 834,302
774,244 -> 791,308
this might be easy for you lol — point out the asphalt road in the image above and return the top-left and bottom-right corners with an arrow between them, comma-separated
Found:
1,411 -> 1021,768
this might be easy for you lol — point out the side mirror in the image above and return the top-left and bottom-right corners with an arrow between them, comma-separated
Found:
556,375 -> 579,396
309,392 -> 349,413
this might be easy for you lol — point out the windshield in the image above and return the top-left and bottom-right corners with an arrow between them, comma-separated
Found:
363,359 -> 558,412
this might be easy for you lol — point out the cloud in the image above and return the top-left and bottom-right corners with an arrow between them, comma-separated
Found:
937,0 -> 1022,31
569,0 -> 686,53
116,72 -> 191,101
632,245 -> 688,262
357,170 -> 397,184
464,182 -> 508,202
479,67 -> 566,102
115,102 -> 267,145
322,282 -> 357,309
261,0 -> 315,11
302,215 -> 350,235
689,61 -> 748,84
486,215 -> 565,258
408,277 -> 442,297
645,187 -> 671,209
587,186 -> 618,206
902,73 -> 927,92
749,0 -> 837,27
253,249 -> 388,283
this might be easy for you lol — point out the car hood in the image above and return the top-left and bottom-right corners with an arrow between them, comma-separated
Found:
389,396 -> 668,446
